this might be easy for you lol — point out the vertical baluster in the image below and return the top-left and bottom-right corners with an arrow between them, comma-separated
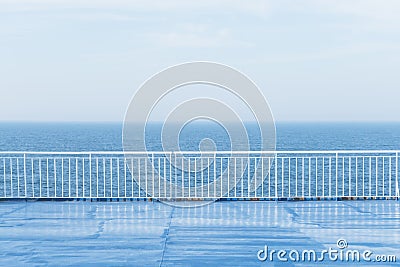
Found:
349,157 -> 351,197
89,154 -> 92,198
268,157 -> 272,198
329,157 -> 331,197
173,154 -> 176,198
23,154 -> 27,197
355,157 -> 358,197
110,158 -> 113,198
369,156 -> 372,197
31,158 -> 34,198
197,157 -> 200,198
248,157 -> 251,198
152,153 -> 154,198
383,156 -> 385,196
234,157 -> 237,198
308,157 -> 311,197
362,157 -> 365,197
288,157 -> 291,198
302,157 -> 304,198
17,158 -> 20,197
295,157 -> 298,197
76,158 -> 78,197
145,157 -> 148,198
376,157 -> 378,196
261,157 -> 264,198
315,157 -> 318,197
322,157 -> 325,198
68,158 -> 71,198
104,158 -> 106,198
39,158 -> 42,198
170,154 -> 173,198
61,158 -> 64,198
342,157 -> 345,197
54,158 -> 56,197
164,156 -> 167,198
181,155 -> 184,198
281,157 -> 284,197
82,158 -> 85,198
138,158 -> 141,198
131,158 -> 134,198
124,157 -> 127,198
131,157 -> 135,198
275,155 -> 278,199
3,158 -> 5,197
389,156 -> 392,197
158,157 -> 161,198
243,158 -> 246,198
117,158 -> 120,198
10,158 -> 13,198
214,153 -> 217,198
396,152 -> 399,198
46,158 -> 50,197
96,158 -> 99,198
221,156 -> 223,198
335,153 -> 338,198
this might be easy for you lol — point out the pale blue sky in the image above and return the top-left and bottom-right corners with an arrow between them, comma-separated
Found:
0,0 -> 399,122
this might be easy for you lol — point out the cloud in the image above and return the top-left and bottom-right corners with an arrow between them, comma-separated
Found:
328,0 -> 399,21
3,0 -> 400,25
148,25 -> 253,48
64,12 -> 140,22
262,41 -> 400,63
286,0 -> 400,22
0,0 -> 271,16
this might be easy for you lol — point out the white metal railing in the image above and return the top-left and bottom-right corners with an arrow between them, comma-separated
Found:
0,151 -> 399,200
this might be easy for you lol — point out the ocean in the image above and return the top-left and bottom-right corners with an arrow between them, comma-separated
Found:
0,122 -> 399,151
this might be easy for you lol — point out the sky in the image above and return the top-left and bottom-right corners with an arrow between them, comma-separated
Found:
0,0 -> 399,122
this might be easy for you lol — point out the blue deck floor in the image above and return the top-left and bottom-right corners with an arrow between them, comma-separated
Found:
0,200 -> 399,266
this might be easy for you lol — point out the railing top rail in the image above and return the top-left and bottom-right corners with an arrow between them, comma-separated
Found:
0,150 -> 399,155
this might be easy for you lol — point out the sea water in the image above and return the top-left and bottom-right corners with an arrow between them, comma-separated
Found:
0,122 -> 399,151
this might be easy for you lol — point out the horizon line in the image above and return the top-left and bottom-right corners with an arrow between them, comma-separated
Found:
1,120 -> 400,124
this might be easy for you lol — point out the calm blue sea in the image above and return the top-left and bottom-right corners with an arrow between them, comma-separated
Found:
0,122 -> 399,151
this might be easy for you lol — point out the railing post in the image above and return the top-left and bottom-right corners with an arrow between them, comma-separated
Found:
32,157 -> 35,198
335,152 -> 338,198
52,158 -> 55,197
61,158 -> 64,198
152,153 -> 155,198
3,158 -> 6,197
124,157 -> 127,198
82,157 -> 85,198
117,158 -> 120,198
214,152 -> 217,199
89,153 -> 92,198
275,153 -> 278,200
23,153 -> 27,197
169,153 -> 172,199
396,152 -> 399,199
